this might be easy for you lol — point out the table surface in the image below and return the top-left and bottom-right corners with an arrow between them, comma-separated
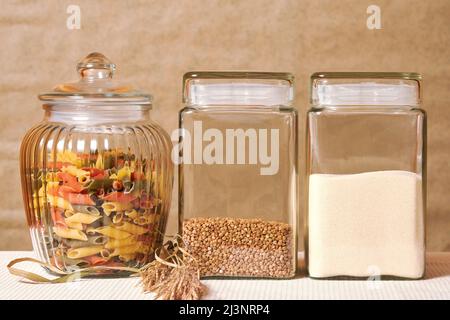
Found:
1,251 -> 449,300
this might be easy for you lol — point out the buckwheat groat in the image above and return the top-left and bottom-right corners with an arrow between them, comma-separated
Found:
183,217 -> 295,278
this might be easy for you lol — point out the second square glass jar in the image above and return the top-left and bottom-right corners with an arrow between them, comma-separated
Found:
306,72 -> 426,279
178,72 -> 297,278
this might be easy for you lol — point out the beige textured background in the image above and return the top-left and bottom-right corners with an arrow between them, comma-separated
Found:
0,0 -> 449,251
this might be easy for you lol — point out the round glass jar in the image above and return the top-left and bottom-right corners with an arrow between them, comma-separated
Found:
20,53 -> 173,275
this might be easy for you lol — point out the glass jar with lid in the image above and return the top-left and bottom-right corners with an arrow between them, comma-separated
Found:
178,72 -> 297,278
306,72 -> 426,279
20,53 -> 173,275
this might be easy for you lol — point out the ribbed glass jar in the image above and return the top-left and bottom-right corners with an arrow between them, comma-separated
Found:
20,53 -> 173,275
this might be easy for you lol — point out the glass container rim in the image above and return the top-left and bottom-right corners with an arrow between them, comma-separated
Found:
311,72 -> 422,81
184,71 -> 294,82
38,92 -> 153,106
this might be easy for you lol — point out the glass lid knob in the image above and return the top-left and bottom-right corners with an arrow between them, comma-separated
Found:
39,52 -> 152,105
77,52 -> 116,80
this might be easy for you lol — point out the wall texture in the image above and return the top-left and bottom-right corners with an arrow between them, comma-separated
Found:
0,0 -> 449,251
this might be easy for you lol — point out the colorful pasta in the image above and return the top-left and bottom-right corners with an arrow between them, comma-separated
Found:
133,214 -> 156,226
65,220 -> 83,230
66,212 -> 101,224
112,212 -> 124,224
125,209 -> 138,219
86,227 -> 97,235
48,195 -> 74,211
101,202 -> 133,213
110,242 -> 146,256
59,236 -> 107,248
71,205 -> 101,216
93,226 -> 132,240
35,149 -> 164,270
105,237 -> 137,249
62,165 -> 90,179
119,254 -> 136,262
133,217 -> 147,226
64,209 -> 75,218
54,226 -> 88,241
67,246 -> 104,259
114,221 -> 148,235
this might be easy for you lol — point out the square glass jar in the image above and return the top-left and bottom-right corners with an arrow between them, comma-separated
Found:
306,72 -> 426,279
178,72 -> 298,278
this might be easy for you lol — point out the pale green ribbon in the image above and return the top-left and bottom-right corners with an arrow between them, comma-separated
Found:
7,257 -> 140,283
7,235 -> 193,284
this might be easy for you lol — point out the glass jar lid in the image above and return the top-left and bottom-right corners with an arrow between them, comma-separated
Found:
311,72 -> 422,106
183,72 -> 294,106
39,52 -> 152,107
